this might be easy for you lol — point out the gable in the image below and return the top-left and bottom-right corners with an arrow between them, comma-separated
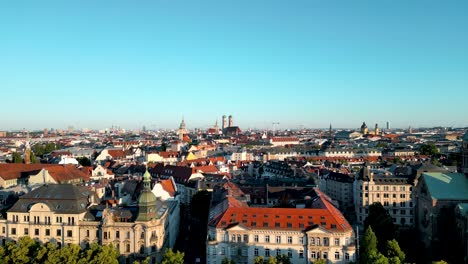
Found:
225,223 -> 250,232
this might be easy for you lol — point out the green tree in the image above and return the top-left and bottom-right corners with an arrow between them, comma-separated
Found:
275,254 -> 291,264
253,256 -> 264,264
360,226 -> 378,264
385,239 -> 405,264
12,152 -> 23,163
367,250 -> 389,264
312,259 -> 327,264
420,143 -> 439,156
364,202 -> 396,252
133,258 -> 150,264
432,261 -> 448,264
161,248 -> 184,264
30,151 -> 38,164
267,257 -> 277,264
222,257 -> 235,264
5,236 -> 40,264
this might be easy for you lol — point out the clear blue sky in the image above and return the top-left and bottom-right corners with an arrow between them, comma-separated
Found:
1,0 -> 467,131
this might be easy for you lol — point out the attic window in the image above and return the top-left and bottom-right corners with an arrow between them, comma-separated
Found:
221,221 -> 226,226
331,224 -> 337,229
321,222 -> 326,226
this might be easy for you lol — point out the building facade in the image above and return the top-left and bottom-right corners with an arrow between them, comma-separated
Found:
354,166 -> 415,226
207,195 -> 356,264
318,171 -> 354,211
0,170 -> 178,264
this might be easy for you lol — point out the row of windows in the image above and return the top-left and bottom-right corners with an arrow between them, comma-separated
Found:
7,227 -> 72,237
362,193 -> 410,199
10,215 -> 75,225
363,185 -> 412,192
211,247 -> 351,261
229,234 -> 349,246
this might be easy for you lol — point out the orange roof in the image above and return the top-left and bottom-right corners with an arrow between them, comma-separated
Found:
45,165 -> 90,182
0,164 -> 58,180
107,149 -> 126,159
194,165 -> 219,173
0,164 -> 89,182
160,179 -> 176,197
271,137 -> 300,142
211,194 -> 352,233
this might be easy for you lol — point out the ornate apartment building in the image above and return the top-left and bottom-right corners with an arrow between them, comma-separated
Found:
0,169 -> 178,264
207,192 -> 356,264
354,166 -> 415,226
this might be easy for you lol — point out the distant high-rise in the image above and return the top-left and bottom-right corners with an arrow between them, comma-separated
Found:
386,121 -> 390,130
222,115 -> 227,130
43,128 -> 48,136
228,115 -> 233,127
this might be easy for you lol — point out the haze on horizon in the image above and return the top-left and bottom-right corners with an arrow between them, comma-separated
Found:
1,0 -> 467,131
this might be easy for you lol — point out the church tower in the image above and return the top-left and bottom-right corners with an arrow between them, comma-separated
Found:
462,131 -> 468,174
24,131 -> 31,164
177,117 -> 187,141
360,122 -> 369,134
136,169 -> 158,222
374,123 -> 380,135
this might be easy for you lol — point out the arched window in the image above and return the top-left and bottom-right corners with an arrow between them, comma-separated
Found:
126,243 -> 130,253
139,245 -> 145,254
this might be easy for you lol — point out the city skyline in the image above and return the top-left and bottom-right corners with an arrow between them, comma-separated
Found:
1,0 -> 467,130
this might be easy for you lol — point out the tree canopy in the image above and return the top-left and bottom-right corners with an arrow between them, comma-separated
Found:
12,152 -> 23,163
364,202 -> 396,252
161,248 -> 184,264
420,143 -> 439,156
0,238 -> 119,264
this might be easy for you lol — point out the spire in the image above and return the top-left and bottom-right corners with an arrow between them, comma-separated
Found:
179,117 -> 186,129
143,168 -> 151,190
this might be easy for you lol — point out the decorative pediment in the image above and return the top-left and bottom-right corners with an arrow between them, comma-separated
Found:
305,225 -> 331,235
225,223 -> 250,231
29,202 -> 52,212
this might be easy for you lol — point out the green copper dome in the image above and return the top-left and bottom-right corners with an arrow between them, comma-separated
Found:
136,168 -> 157,221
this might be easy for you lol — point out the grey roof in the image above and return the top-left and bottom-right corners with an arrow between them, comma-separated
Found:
9,184 -> 95,214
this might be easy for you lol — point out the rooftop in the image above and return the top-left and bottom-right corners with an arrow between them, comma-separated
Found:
422,172 -> 468,201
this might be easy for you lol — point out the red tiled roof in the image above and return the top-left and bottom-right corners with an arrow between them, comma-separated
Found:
0,164 -> 89,182
0,164 -> 58,180
107,149 -> 126,159
270,137 -> 300,143
45,165 -> 90,182
194,165 -> 219,173
160,179 -> 176,197
211,194 -> 352,233
223,182 -> 246,197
